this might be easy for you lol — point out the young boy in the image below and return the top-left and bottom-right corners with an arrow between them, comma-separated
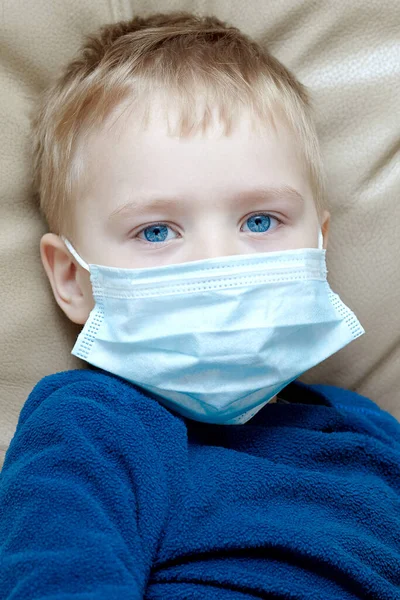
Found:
1,11 -> 399,599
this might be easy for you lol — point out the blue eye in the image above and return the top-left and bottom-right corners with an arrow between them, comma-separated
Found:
139,223 -> 172,244
243,214 -> 278,234
135,213 -> 281,246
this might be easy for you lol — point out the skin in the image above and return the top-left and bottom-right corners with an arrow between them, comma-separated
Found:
40,102 -> 330,404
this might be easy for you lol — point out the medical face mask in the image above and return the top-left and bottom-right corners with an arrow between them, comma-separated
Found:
62,230 -> 365,425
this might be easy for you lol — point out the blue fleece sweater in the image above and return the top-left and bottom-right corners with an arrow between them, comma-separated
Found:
1,367 -> 400,599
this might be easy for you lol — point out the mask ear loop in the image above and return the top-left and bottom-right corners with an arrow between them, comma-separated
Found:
318,228 -> 324,250
61,236 -> 90,272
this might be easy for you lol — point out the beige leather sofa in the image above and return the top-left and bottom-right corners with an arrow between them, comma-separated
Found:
1,0 -> 399,470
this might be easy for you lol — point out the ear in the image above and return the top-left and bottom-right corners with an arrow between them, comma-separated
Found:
40,233 -> 95,324
321,210 -> 330,249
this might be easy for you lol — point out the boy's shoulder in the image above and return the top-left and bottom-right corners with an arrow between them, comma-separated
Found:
304,381 -> 382,411
20,367 -> 133,418
302,381 -> 400,440
18,367 -> 183,437
4,367 -> 187,479
308,381 -> 390,414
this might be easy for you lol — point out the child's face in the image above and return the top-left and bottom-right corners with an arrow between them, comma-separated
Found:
40,102 -> 330,325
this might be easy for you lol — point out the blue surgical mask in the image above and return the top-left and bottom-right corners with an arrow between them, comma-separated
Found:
62,229 -> 365,425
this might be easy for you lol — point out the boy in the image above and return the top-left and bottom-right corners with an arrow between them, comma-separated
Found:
1,11 -> 399,599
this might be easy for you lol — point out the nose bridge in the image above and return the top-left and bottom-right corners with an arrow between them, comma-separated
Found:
187,220 -> 242,261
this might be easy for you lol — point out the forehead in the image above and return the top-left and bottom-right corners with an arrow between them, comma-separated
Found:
80,98 -> 303,174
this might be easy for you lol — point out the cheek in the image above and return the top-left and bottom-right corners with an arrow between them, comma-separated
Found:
300,225 -> 321,249
287,217 -> 321,250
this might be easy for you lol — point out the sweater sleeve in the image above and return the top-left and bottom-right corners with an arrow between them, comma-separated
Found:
0,376 -> 168,599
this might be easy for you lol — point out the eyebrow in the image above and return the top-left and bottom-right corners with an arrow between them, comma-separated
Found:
107,185 -> 305,221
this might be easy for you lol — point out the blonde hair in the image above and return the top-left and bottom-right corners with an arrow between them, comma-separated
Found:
30,11 -> 327,239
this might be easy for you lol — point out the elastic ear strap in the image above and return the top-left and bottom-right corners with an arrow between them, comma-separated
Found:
61,236 -> 90,271
318,229 -> 324,250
